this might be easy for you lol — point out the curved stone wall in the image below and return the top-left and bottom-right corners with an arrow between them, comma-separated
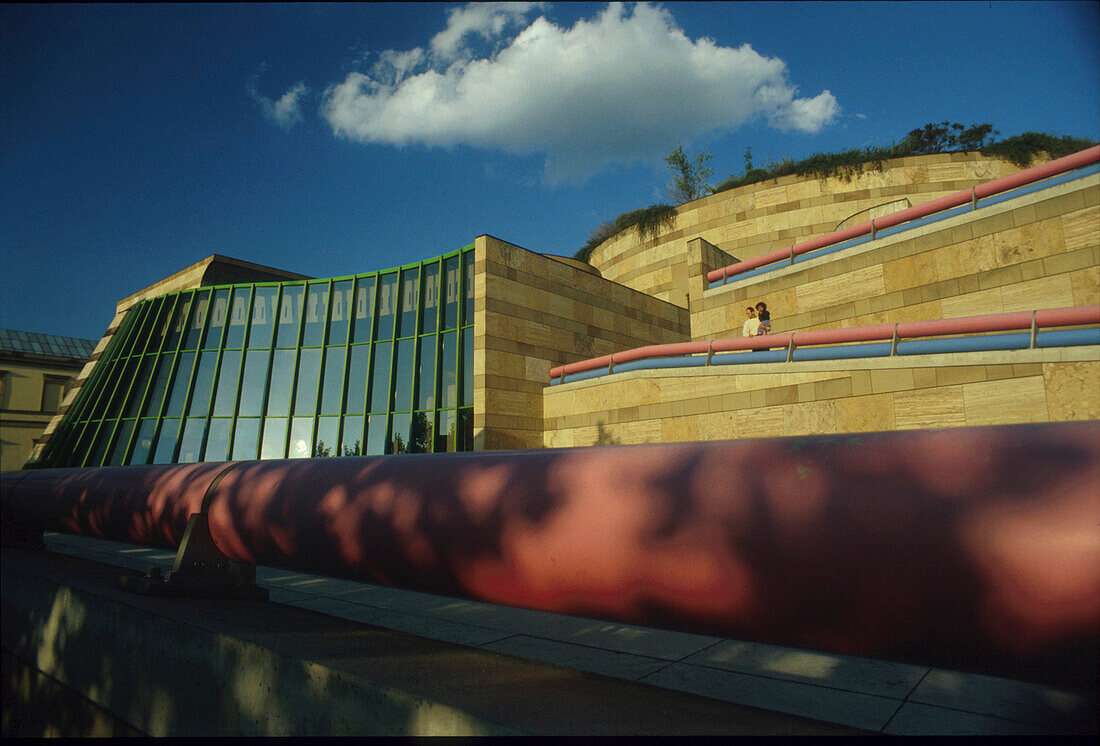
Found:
588,152 -> 1029,307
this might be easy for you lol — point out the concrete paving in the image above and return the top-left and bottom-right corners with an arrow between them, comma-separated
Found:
37,532 -> 1097,735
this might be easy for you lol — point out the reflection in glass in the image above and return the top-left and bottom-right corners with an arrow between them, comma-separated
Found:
376,273 -> 398,340
177,418 -> 206,463
294,348 -> 321,414
389,413 -> 410,454
277,285 -> 304,347
436,409 -> 455,453
344,345 -> 368,414
266,350 -> 296,416
261,417 -> 287,459
107,419 -> 136,466
417,337 -> 436,410
165,294 -> 193,351
183,290 -> 211,350
86,423 -> 113,467
463,250 -> 474,324
302,283 -> 329,347
440,331 -> 457,410
397,267 -> 419,337
351,277 -> 375,343
329,280 -> 353,344
237,350 -> 269,416
420,263 -> 439,334
187,351 -> 219,417
410,411 -> 432,453
205,418 -> 232,461
314,416 -> 339,457
249,287 -> 278,348
224,287 -> 250,349
104,355 -> 140,420
458,407 -> 473,451
124,354 -> 156,418
129,419 -> 157,465
232,418 -> 260,460
289,417 -> 313,458
152,419 -> 181,463
443,255 -> 460,329
164,352 -> 196,416
393,339 -> 414,412
320,347 -> 346,415
142,353 -> 176,418
370,342 -> 391,412
205,289 -> 231,349
341,416 -> 363,456
212,351 -> 242,416
461,329 -> 473,406
367,414 -> 388,455
144,297 -> 172,354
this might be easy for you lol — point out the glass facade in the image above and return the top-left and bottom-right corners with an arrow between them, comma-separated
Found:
37,246 -> 475,468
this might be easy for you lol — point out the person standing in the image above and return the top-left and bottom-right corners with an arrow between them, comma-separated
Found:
742,306 -> 760,337
755,302 -> 771,335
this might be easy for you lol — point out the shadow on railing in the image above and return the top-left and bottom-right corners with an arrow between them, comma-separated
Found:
548,305 -> 1100,384
706,146 -> 1100,287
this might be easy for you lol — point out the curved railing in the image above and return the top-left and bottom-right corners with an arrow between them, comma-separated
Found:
706,146 -> 1100,287
549,305 -> 1100,384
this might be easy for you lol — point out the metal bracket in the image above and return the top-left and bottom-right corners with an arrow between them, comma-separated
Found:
1030,311 -> 1039,349
786,335 -> 796,363
890,324 -> 900,356
119,463 -> 267,600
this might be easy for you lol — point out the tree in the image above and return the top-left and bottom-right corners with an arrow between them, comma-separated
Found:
664,145 -> 713,203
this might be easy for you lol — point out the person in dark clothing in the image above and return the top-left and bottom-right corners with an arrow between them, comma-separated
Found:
755,301 -> 771,334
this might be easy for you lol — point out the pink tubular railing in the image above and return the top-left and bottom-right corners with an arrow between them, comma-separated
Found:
3,422 -> 1099,688
548,305 -> 1100,380
706,145 -> 1100,284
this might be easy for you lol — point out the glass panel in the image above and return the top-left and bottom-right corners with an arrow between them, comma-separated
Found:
261,417 -> 287,459
237,349 -> 269,416
458,407 -> 473,451
314,416 -> 339,457
461,329 -> 473,406
340,416 -> 363,456
205,289 -> 231,349
204,418 -> 232,462
144,297 -> 172,354
141,353 -> 176,417
163,352 -> 196,417
224,287 -> 250,349
187,351 -> 219,417
367,414 -> 388,455
276,285 -> 304,347
369,342 -> 391,413
248,287 -> 278,348
265,349 -> 296,416
129,419 -> 157,465
183,290 -> 211,350
232,418 -> 260,460
152,419 -> 181,463
320,347 -> 346,416
302,283 -> 329,347
351,277 -> 376,343
420,263 -> 439,334
463,250 -> 474,324
165,293 -> 193,351
106,418 -> 135,464
417,336 -> 436,410
397,267 -> 419,337
103,354 -> 140,419
288,417 -> 314,458
212,350 -> 242,416
440,331 -> 457,410
123,354 -> 156,418
410,411 -> 432,454
344,345 -> 368,415
376,273 -> 398,340
436,409 -> 456,453
293,348 -> 322,414
392,339 -> 414,412
328,280 -> 353,344
177,418 -> 206,463
443,255 -> 460,329
389,413 -> 411,454
86,422 -> 113,467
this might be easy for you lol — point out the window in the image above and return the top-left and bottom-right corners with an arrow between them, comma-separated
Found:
41,377 -> 69,413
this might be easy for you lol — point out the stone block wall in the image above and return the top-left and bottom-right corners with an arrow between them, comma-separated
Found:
691,172 -> 1099,341
473,235 -> 689,451
587,152 -> 1026,307
543,348 -> 1099,448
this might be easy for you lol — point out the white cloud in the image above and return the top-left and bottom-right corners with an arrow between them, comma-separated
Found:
321,2 -> 840,182
249,74 -> 309,130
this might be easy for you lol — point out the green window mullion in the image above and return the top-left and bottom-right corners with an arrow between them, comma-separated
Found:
195,285 -> 240,462
122,294 -> 182,465
224,284 -> 257,459
307,279 -> 334,453
146,291 -> 197,462
281,284 -> 311,458
168,294 -> 212,463
383,273 -> 402,450
334,279 -> 357,455
407,267 -> 425,415
432,257 -> 445,451
73,305 -> 146,466
115,297 -> 174,464
357,273 -> 382,452
255,285 -> 284,456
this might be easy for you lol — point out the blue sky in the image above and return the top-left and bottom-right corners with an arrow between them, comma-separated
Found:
2,2 -> 1098,341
